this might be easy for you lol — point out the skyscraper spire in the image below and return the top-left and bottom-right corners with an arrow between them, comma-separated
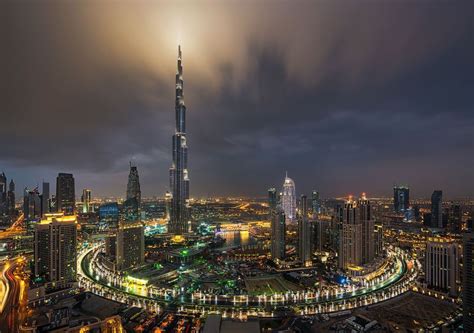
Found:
169,45 -> 190,235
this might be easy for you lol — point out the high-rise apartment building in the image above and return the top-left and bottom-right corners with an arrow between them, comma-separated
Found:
116,221 -> 144,271
56,173 -> 75,215
425,238 -> 459,296
34,213 -> 77,284
338,195 -> 377,270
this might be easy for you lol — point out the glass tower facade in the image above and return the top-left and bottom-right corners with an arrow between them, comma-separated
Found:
169,45 -> 190,235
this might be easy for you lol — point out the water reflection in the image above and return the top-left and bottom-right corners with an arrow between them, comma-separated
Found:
219,231 -> 256,248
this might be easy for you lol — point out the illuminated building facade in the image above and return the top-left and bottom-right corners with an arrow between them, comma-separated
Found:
393,185 -> 409,213
311,190 -> 320,216
116,221 -> 144,271
0,172 -> 6,214
338,195 -> 377,270
281,172 -> 296,224
56,173 -> 75,215
169,45 -> 190,235
81,188 -> 92,213
425,238 -> 459,296
34,213 -> 77,284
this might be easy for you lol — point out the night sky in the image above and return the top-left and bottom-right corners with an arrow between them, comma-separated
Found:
2,1 -> 474,198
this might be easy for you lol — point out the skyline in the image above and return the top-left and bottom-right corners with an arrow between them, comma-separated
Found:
2,1 -> 474,198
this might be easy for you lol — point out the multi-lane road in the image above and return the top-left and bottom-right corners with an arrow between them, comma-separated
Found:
0,257 -> 27,333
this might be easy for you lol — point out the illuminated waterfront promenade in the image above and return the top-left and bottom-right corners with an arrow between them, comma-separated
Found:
77,243 -> 419,318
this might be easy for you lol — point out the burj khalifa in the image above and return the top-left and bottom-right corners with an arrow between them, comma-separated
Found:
169,45 -> 190,235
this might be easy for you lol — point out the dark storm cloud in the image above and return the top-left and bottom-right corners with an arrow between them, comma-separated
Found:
1,1 -> 474,197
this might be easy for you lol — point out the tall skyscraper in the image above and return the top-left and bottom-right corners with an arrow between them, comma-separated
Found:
41,182 -> 50,217
271,208 -> 286,261
298,194 -> 313,266
0,172 -> 7,215
169,45 -> 190,235
124,164 -> 141,220
359,194 -> 375,264
56,173 -> 75,215
463,233 -> 474,331
448,204 -> 462,233
431,190 -> 443,228
338,198 -> 362,269
425,238 -> 459,296
268,188 -> 278,212
81,189 -> 92,213
24,187 -> 41,221
116,221 -> 144,271
281,172 -> 296,224
34,213 -> 77,285
311,190 -> 320,216
338,194 -> 377,270
393,185 -> 409,213
6,179 -> 15,216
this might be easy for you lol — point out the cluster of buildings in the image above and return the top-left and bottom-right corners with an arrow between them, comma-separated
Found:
268,174 -> 383,274
0,172 -> 17,227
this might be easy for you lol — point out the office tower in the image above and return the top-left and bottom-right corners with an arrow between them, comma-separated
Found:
298,194 -> 312,266
98,202 -> 119,229
448,204 -> 462,233
271,208 -> 286,261
41,182 -> 50,216
393,185 -> 409,213
314,219 -> 330,252
169,45 -> 190,235
281,172 -> 296,224
311,190 -> 320,216
374,223 -> 384,257
24,187 -> 41,220
268,188 -> 278,212
0,172 -> 6,215
6,179 -> 15,216
359,194 -> 375,264
431,190 -> 443,228
56,173 -> 75,215
126,163 -> 141,206
463,233 -> 474,331
34,213 -> 77,284
124,164 -> 141,220
425,238 -> 459,297
81,189 -> 92,213
116,221 -> 144,271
